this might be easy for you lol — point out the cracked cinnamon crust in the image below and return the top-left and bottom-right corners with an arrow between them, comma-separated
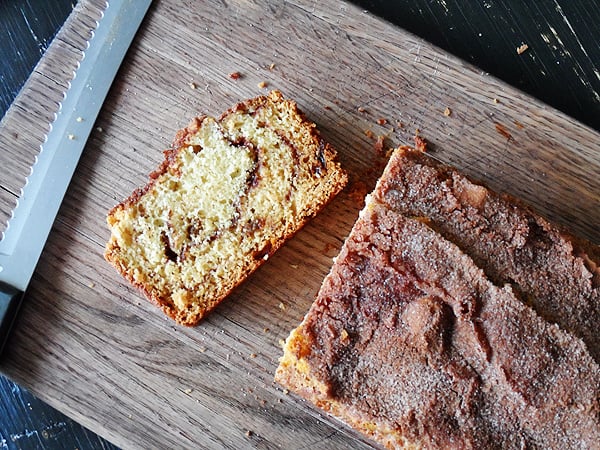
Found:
375,147 -> 600,363
276,147 -> 600,449
105,91 -> 347,325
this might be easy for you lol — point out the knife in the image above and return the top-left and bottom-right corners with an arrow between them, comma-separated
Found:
0,0 -> 152,355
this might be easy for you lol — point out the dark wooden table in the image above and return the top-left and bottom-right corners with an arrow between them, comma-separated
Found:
1,1 -> 598,448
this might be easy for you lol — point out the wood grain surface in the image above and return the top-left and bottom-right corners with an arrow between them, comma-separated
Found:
0,0 -> 599,448
353,0 -> 600,132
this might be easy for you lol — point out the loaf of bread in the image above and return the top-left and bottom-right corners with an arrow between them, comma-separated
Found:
105,90 -> 347,325
276,146 -> 600,449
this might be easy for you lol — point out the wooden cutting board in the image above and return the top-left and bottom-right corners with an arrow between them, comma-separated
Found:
1,0 -> 599,448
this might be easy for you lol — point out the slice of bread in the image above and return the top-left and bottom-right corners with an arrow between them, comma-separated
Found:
105,91 -> 347,325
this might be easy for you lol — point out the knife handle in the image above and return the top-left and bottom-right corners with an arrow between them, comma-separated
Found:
0,281 -> 25,357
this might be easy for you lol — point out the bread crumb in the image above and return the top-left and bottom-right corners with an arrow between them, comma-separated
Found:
278,302 -> 286,311
184,388 -> 193,394
364,129 -> 374,139
258,81 -> 268,89
414,135 -> 428,153
76,117 -> 83,122
88,282 -> 95,288
495,122 -> 513,140
229,71 -> 241,80
189,82 -> 197,89
263,327 -> 270,333
283,389 -> 289,395
348,181 -> 368,205
290,264 -> 299,269
374,135 -> 385,155
278,338 -> 286,348
397,121 -> 404,128
199,346 -> 207,353
250,353 -> 257,358
444,107 -> 452,117
377,118 -> 388,125
322,242 -> 337,254
68,134 -> 75,140
340,328 -> 349,342
358,107 -> 367,113
517,43 -> 529,55
269,63 -> 276,70
96,126 -> 103,132
245,430 -> 253,437
493,98 -> 500,104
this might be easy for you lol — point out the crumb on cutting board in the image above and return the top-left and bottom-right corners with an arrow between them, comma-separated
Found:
374,135 -> 386,155
517,43 -> 529,54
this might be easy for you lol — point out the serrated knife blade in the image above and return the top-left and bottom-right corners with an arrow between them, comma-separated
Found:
0,0 -> 152,355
